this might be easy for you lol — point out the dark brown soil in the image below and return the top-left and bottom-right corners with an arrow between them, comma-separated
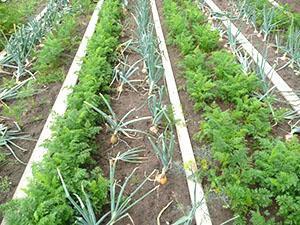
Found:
92,1 -> 193,224
0,8 -> 92,211
277,0 -> 300,12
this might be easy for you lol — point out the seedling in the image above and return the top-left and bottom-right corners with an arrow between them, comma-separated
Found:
0,122 -> 33,164
84,94 -> 151,145
148,129 -> 175,185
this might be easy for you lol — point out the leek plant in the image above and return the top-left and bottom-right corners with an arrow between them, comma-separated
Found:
84,94 -> 151,145
261,6 -> 279,42
235,0 -> 258,33
0,122 -> 32,164
274,28 -> 300,73
255,48 -> 272,94
284,28 -> 300,70
225,23 -> 242,54
58,159 -> 158,225
0,0 -> 69,81
148,129 -> 175,185
235,50 -> 253,74
134,0 -> 163,94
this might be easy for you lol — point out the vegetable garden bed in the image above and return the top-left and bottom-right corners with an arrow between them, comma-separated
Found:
160,0 -> 300,224
0,0 -> 299,224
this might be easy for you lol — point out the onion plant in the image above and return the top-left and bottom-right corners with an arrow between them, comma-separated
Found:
112,146 -> 146,164
58,159 -> 158,225
261,6 -> 279,42
148,129 -> 175,185
0,122 -> 33,164
84,94 -> 151,145
147,86 -> 168,134
111,57 -> 143,99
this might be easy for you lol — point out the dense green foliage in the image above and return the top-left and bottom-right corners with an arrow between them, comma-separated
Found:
0,0 -> 122,224
0,0 -> 40,49
33,13 -> 82,84
164,0 -> 300,224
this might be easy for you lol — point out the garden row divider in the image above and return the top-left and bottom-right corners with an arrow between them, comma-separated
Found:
0,5 -> 49,61
1,0 -> 105,223
204,0 -> 300,114
150,0 -> 212,224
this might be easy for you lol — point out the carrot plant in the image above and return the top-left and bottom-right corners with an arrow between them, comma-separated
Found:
33,13 -> 82,84
163,0 -> 300,224
0,1 -> 122,224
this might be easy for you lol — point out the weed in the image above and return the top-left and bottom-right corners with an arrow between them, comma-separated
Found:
0,176 -> 11,193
